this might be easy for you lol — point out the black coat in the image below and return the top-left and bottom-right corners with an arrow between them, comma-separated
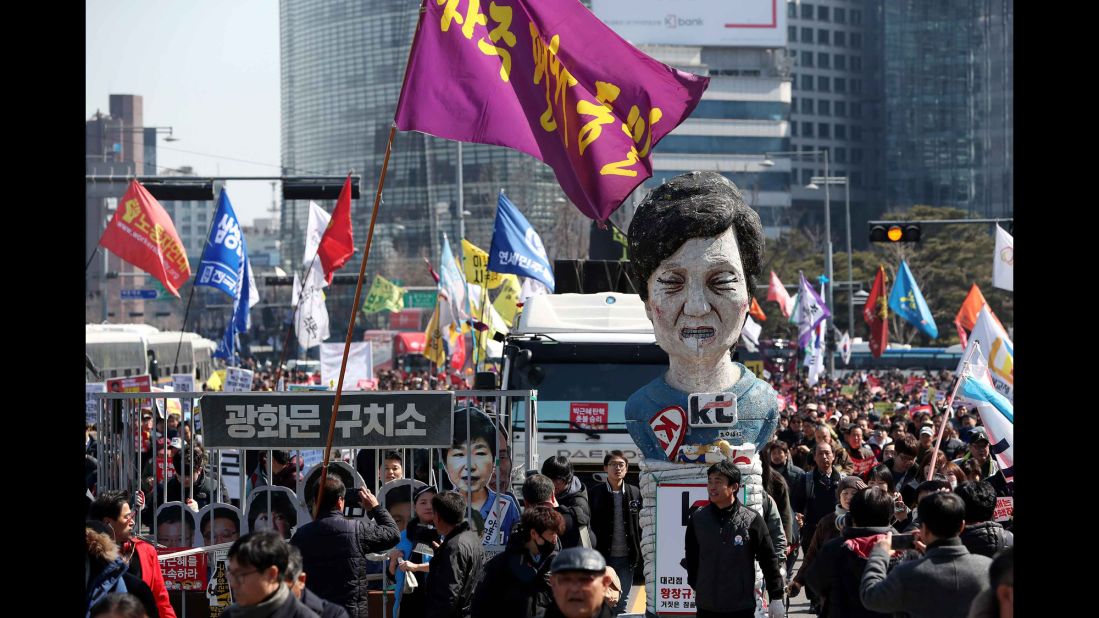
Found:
556,476 -> 594,549
290,506 -> 400,618
471,535 -> 557,618
804,525 -> 901,618
588,482 -> 642,567
544,600 -> 615,618
959,521 -> 1013,558
300,588 -> 351,618
424,521 -> 486,618
223,588 -> 319,618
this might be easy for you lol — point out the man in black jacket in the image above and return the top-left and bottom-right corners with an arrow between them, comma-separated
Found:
954,480 -> 1014,558
472,506 -> 565,617
684,461 -> 786,618
224,531 -> 319,618
290,477 -> 399,618
542,456 -> 595,549
804,486 -> 903,617
424,491 -> 486,618
587,450 -> 641,614
545,548 -> 616,618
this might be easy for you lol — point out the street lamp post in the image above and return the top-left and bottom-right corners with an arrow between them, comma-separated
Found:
811,176 -> 852,336
763,149 -> 834,374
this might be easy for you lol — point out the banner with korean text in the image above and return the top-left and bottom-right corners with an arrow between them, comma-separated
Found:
198,392 -> 455,449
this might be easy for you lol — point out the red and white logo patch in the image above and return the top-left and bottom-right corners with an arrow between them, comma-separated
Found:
649,406 -> 688,461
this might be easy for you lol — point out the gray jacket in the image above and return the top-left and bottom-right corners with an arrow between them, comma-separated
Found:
860,537 -> 991,618
761,493 -> 787,569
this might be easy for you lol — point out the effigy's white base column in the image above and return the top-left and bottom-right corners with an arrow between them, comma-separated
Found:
638,445 -> 770,618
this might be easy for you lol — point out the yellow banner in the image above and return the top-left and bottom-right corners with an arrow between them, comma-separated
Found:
362,275 -> 405,313
493,274 -> 522,326
423,304 -> 447,367
206,369 -> 226,392
462,239 -> 509,290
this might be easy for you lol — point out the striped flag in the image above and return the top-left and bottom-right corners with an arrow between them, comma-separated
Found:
957,341 -> 1014,482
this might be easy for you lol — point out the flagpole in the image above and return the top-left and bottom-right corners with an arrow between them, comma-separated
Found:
927,341 -> 980,479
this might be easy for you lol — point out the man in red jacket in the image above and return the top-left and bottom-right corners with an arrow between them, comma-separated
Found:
91,489 -> 178,618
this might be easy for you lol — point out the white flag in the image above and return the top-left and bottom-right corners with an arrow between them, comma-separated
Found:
993,224 -> 1013,291
320,342 -> 373,390
959,306 -> 1013,401
295,280 -> 330,350
519,277 -> 550,302
806,322 -> 825,386
304,202 -> 331,267
741,315 -> 762,352
839,331 -> 851,365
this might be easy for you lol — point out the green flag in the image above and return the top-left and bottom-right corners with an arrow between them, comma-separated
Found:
362,275 -> 405,313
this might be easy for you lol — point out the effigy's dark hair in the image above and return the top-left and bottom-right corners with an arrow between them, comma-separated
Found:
628,171 -> 765,301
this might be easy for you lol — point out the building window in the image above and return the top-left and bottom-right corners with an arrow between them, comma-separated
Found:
788,2 -> 797,18
802,74 -> 814,90
852,126 -> 863,141
817,29 -> 830,44
801,51 -> 814,67
801,3 -> 814,19
852,172 -> 863,186
851,32 -> 862,49
851,102 -> 862,117
834,7 -> 846,24
817,5 -> 829,21
851,79 -> 862,95
802,98 -> 814,114
835,77 -> 847,93
803,169 -> 816,185
818,76 -> 830,92
818,52 -> 830,68
818,99 -> 831,116
835,101 -> 847,117
835,124 -> 847,139
791,121 -> 798,136
789,26 -> 797,42
851,56 -> 862,71
835,54 -> 847,70
802,122 -> 814,137
834,31 -> 846,47
818,123 -> 830,138
802,27 -> 813,43
835,147 -> 847,163
851,9 -> 862,25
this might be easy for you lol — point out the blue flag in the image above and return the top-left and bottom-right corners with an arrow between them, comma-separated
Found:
888,260 -> 938,339
198,190 -> 258,361
488,192 -> 555,292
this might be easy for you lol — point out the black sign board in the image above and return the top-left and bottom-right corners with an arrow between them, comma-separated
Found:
199,392 -> 455,449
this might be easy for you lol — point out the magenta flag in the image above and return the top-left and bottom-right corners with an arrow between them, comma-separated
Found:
394,0 -> 709,222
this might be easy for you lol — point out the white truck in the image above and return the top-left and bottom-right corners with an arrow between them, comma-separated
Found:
505,292 -> 668,479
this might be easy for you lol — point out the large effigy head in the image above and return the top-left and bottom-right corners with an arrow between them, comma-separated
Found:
625,171 -> 776,460
628,171 -> 765,367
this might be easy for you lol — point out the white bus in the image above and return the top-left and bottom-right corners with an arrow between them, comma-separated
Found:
85,324 -> 217,383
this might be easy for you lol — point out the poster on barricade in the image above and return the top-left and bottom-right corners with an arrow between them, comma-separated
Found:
654,482 -> 707,614
298,461 -> 363,519
993,496 -> 1013,523
195,503 -> 246,548
198,391 -> 455,449
245,486 -> 300,541
173,373 -> 196,418
207,545 -> 233,616
155,502 -> 198,549
223,367 -> 254,392
107,374 -> 153,428
438,406 -> 520,547
87,383 -> 105,426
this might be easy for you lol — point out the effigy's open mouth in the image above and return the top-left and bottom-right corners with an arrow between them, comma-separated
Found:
680,327 -> 715,340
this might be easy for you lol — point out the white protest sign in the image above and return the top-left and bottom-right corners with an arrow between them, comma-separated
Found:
223,368 -> 255,393
655,482 -> 707,614
321,342 -> 373,390
86,383 -> 106,426
172,373 -> 195,418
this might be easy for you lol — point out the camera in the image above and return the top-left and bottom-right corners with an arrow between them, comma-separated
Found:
343,488 -> 364,518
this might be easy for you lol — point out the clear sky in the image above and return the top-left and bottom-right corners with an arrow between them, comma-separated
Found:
86,0 -> 280,226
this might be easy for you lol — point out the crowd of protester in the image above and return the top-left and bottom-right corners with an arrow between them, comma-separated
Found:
85,366 -> 1014,617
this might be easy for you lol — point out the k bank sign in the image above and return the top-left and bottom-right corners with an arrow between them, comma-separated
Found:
592,0 -> 787,48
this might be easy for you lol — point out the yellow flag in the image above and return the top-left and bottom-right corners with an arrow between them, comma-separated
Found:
362,275 -> 405,313
462,239 -> 508,290
493,274 -> 522,326
206,369 -> 226,392
423,304 -> 447,367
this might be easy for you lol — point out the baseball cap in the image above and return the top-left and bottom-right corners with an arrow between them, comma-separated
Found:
413,485 -> 438,503
550,547 -> 606,575
806,403 -> 819,412
169,437 -> 183,450
965,426 -> 990,444
919,426 -> 934,437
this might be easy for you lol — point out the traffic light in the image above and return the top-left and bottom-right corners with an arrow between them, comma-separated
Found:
869,222 -> 921,243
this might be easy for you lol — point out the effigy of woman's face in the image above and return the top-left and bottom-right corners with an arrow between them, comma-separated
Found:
644,227 -> 749,366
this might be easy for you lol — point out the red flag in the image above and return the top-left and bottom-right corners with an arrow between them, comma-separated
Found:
955,319 -> 969,349
863,266 -> 889,358
99,179 -> 191,296
955,284 -> 988,332
424,257 -> 440,284
767,271 -> 793,318
749,297 -> 767,322
317,175 -> 354,283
